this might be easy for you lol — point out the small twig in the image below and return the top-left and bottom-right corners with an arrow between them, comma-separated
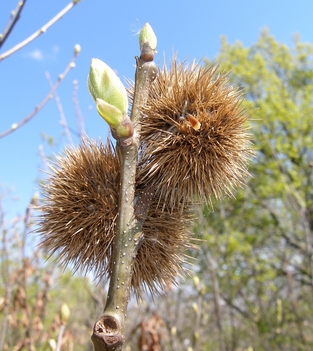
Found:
0,1 -> 80,62
46,71 -> 74,146
91,50 -> 157,351
0,0 -> 27,49
22,203 -> 34,351
38,145 -> 48,172
0,50 -> 79,139
72,80 -> 86,141
56,324 -> 66,351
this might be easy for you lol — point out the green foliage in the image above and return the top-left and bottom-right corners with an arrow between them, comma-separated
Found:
193,29 -> 313,350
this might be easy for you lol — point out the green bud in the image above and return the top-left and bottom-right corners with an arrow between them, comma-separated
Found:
192,302 -> 198,313
139,23 -> 157,51
88,59 -> 134,139
74,44 -> 81,55
95,98 -> 124,129
60,303 -> 70,324
88,58 -> 128,116
193,275 -> 200,290
193,332 -> 199,343
48,339 -> 56,351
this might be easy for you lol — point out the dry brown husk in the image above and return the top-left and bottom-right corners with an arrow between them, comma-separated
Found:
38,58 -> 254,296
137,60 -> 254,207
38,139 -> 194,296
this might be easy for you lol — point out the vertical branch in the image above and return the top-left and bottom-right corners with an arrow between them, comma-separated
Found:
45,71 -> 74,146
91,50 -> 156,351
72,80 -> 86,141
21,203 -> 35,351
207,256 -> 226,351
285,262 -> 310,350
0,0 -> 28,49
0,200 -> 10,350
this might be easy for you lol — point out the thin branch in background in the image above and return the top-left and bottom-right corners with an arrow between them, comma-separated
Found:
72,79 -> 86,141
21,202 -> 35,351
46,71 -> 74,146
0,0 -> 28,49
56,324 -> 66,351
0,199 -> 9,351
38,144 -> 48,172
207,256 -> 226,351
0,0 -> 81,62
285,262 -> 310,350
0,48 -> 80,139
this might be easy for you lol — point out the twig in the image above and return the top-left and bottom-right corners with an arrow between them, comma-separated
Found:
38,145 -> 48,172
45,71 -> 74,146
72,80 -> 86,141
0,50 -> 79,139
0,0 -> 28,49
0,1 -> 80,62
207,255 -> 226,351
91,52 -> 157,351
285,262 -> 310,350
22,203 -> 34,351
56,324 -> 66,351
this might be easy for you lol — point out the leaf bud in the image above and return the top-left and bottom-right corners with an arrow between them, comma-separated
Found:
88,59 -> 132,138
48,339 -> 56,350
88,58 -> 128,114
193,331 -> 199,343
192,302 -> 198,313
139,23 -> 157,51
139,23 -> 157,61
193,275 -> 200,290
171,326 -> 177,336
74,44 -> 81,55
60,303 -> 70,324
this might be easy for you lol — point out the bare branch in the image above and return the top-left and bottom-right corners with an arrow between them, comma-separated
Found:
72,79 -> 86,141
0,1 -> 80,62
46,71 -> 74,146
0,0 -> 28,49
0,50 -> 80,139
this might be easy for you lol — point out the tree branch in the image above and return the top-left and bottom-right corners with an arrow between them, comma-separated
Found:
0,49 -> 79,139
0,0 -> 28,49
0,1 -> 80,62
91,53 -> 157,351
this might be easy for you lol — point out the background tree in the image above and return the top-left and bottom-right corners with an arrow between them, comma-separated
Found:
188,29 -> 313,351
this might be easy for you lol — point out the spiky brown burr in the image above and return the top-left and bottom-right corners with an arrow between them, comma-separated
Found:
38,139 -> 119,278
137,60 -> 253,206
132,200 -> 194,296
38,138 -> 194,295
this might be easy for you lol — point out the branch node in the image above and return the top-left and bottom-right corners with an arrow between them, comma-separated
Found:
91,315 -> 124,350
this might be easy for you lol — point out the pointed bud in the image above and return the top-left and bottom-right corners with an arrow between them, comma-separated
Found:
74,44 -> 81,55
139,23 -> 157,51
95,98 -> 124,129
60,303 -> 70,324
193,332 -> 199,343
193,275 -> 200,290
48,339 -> 56,350
192,302 -> 198,313
88,58 -> 128,117
139,23 -> 157,61
88,59 -> 133,138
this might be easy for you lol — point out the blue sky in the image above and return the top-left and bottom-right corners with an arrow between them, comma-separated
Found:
1,0 -> 313,219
